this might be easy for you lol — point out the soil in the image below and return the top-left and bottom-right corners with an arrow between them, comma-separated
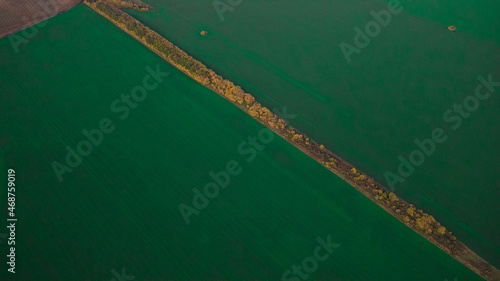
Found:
0,0 -> 81,39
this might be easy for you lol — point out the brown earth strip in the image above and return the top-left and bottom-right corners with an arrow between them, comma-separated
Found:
0,0 -> 81,39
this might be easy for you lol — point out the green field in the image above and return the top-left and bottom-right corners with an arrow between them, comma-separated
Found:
127,0 -> 500,268
372,0 -> 500,46
0,4 -> 487,280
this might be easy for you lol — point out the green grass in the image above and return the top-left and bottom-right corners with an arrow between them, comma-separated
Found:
372,0 -> 500,46
0,4 -> 487,280
127,0 -> 500,268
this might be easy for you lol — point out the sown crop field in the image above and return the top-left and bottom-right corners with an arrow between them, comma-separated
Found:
127,0 -> 500,268
0,0 -> 81,38
0,4 -> 486,280
371,0 -> 500,47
